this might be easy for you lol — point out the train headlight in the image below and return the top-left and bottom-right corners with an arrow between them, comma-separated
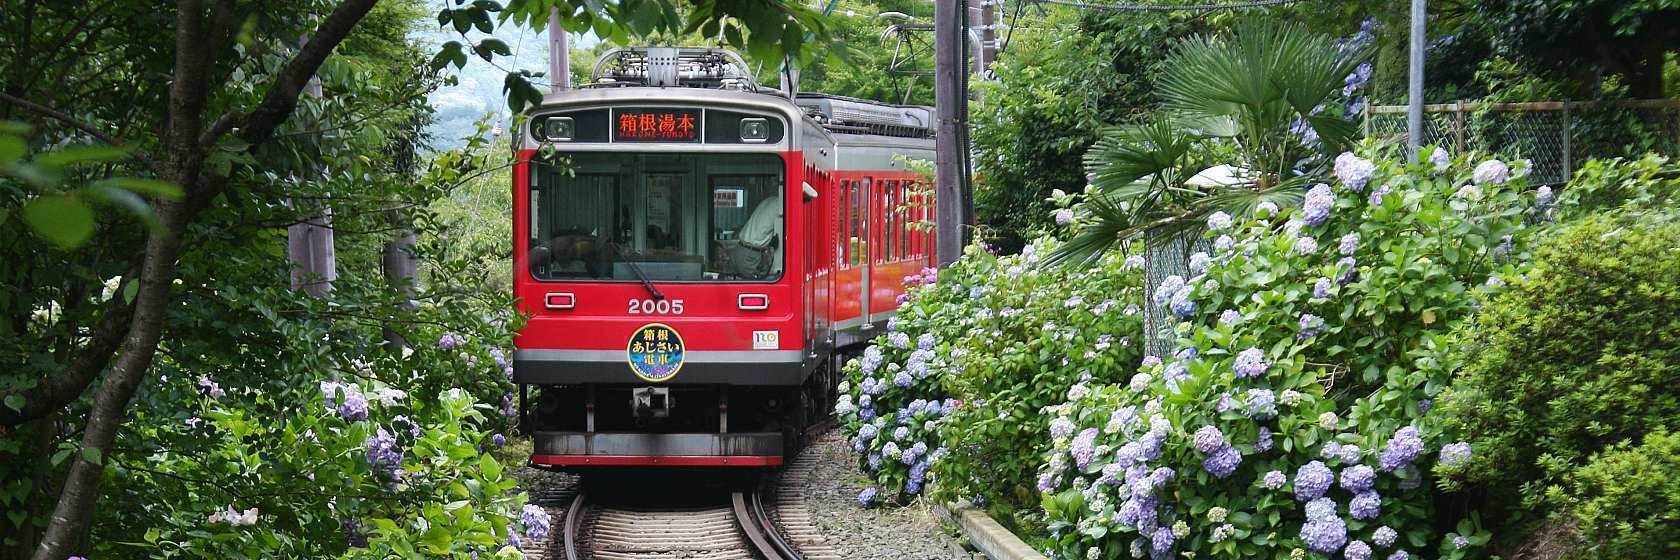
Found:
739,118 -> 769,142
542,117 -> 575,141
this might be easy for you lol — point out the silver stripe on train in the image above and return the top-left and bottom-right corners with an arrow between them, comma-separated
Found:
515,349 -> 805,363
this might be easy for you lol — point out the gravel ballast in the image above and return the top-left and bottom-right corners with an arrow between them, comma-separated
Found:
794,429 -> 970,559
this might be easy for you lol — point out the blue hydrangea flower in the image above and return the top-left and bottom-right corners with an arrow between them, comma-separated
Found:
1418,399 -> 1433,414
1472,159 -> 1509,185
1233,348 -> 1268,378
1428,145 -> 1451,171
522,504 -> 552,540
1141,355 -> 1162,368
1345,540 -> 1373,560
1153,276 -> 1185,308
1050,416 -> 1076,440
892,426 -> 909,441
1203,445 -> 1242,478
1379,426 -> 1424,472
1255,426 -> 1274,452
1175,347 -> 1199,361
1301,515 -> 1349,554
335,385 -> 369,421
1169,285 -> 1198,318
1368,183 -> 1392,204
893,371 -> 912,388
860,345 -> 884,373
1339,233 -> 1360,255
1305,497 -> 1338,522
1304,183 -> 1334,226
1314,277 -> 1333,299
1339,444 -> 1362,464
491,434 -> 506,446
1453,535 -> 1470,549
1188,252 -> 1211,274
1335,152 -> 1375,192
858,487 -> 878,507
1337,256 -> 1359,285
1124,255 -> 1145,269
1193,425 -> 1226,454
1246,390 -> 1277,419
1207,211 -> 1233,230
889,332 -> 910,349
917,333 -> 935,351
1440,441 -> 1473,467
1257,201 -> 1280,217
1536,186 -> 1555,206
1373,526 -> 1398,548
1386,551 -> 1410,560
1219,309 -> 1241,326
1263,469 -> 1287,489
1341,465 -> 1376,492
1350,490 -> 1382,520
1294,461 -> 1335,501
1214,234 -> 1235,252
1295,236 -> 1320,256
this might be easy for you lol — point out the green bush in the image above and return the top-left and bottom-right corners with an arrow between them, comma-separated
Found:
1547,429 -> 1680,559
834,239 -> 1145,520
1436,211 -> 1680,509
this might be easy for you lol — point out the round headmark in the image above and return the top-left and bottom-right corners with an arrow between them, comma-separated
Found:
626,323 -> 685,382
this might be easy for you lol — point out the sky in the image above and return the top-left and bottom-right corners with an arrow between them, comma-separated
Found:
416,21 -> 599,149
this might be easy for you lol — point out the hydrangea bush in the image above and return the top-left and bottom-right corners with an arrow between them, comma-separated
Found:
1037,149 -> 1540,560
836,240 -> 1145,518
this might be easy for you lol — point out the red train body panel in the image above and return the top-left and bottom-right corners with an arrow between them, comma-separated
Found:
513,48 -> 935,468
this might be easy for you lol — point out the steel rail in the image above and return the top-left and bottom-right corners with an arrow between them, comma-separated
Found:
562,492 -> 587,560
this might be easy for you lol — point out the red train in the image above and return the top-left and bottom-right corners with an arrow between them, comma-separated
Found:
513,48 -> 936,468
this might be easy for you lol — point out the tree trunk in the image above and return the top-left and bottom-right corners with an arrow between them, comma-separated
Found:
381,209 -> 417,352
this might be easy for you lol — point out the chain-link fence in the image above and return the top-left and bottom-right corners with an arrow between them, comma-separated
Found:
1141,228 -> 1209,357
1364,99 -> 1680,185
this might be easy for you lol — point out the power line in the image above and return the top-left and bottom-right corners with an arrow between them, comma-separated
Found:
1032,0 -> 1303,12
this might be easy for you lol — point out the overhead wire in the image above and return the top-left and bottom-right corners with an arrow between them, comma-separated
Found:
1031,0 -> 1303,12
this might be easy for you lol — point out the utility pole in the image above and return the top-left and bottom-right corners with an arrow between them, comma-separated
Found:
548,7 -> 569,94
1407,0 -> 1426,163
970,0 -> 997,78
934,0 -> 966,267
289,39 -> 335,297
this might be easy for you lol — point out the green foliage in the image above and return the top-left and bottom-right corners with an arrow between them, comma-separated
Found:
1551,154 -> 1680,218
1435,209 -> 1680,515
1548,429 -> 1680,559
0,124 -> 180,249
1038,151 -> 1530,559
1468,0 -> 1680,97
833,240 -> 1145,521
1048,22 -> 1369,266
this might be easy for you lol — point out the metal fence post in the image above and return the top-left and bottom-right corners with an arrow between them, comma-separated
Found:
1561,102 -> 1573,181
1454,100 -> 1467,154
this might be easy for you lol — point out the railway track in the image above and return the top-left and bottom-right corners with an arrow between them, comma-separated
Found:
556,486 -> 797,560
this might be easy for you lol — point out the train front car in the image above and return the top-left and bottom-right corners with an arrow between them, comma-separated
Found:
514,49 -> 829,468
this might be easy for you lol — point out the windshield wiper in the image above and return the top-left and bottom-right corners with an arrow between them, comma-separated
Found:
607,242 -> 665,301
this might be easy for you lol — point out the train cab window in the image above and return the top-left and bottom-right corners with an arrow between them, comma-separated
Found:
527,152 -> 785,282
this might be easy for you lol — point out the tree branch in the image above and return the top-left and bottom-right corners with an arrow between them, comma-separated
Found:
0,92 -> 164,177
236,0 -> 380,148
0,277 -> 137,427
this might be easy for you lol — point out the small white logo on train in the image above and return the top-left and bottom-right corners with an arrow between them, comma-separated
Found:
752,330 -> 779,350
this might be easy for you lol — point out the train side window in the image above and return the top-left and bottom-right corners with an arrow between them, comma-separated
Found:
850,180 -> 865,267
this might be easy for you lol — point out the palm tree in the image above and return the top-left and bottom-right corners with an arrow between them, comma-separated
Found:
1047,22 -> 1371,265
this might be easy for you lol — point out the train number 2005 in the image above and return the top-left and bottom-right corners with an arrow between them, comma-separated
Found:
628,299 -> 685,315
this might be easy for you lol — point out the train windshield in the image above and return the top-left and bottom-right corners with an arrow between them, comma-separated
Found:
527,152 -> 785,282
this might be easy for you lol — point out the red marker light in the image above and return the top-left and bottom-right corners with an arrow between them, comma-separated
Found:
545,293 -> 576,310
737,294 -> 769,310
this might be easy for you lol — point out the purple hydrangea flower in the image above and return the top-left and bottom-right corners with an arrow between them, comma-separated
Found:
1263,469 -> 1287,489
1339,444 -> 1363,464
1379,426 -> 1425,472
330,384 -> 369,421
1418,399 -> 1433,414
1203,445 -> 1242,478
1294,461 -> 1335,501
1440,442 -> 1473,467
1339,233 -> 1360,255
1304,183 -> 1334,226
1054,208 -> 1074,225
438,333 -> 460,349
1335,152 -> 1376,192
1169,285 -> 1198,318
1214,234 -> 1235,252
491,434 -> 507,446
1428,146 -> 1450,171
1472,159 -> 1509,185
1071,428 -> 1100,468
1368,183 -> 1392,204
364,428 -> 403,479
1337,257 -> 1359,285
1141,355 -> 1162,368
1453,535 -> 1470,549
1302,515 -> 1349,554
1373,526 -> 1398,548
1188,252 -> 1211,275
1299,313 -> 1323,339
197,376 -> 225,399
1341,464 -> 1376,492
892,371 -> 912,388
1536,186 -> 1555,206
1219,309 -> 1241,325
858,486 -> 879,507
1247,389 -> 1277,419
1050,416 -> 1076,440
1346,540 -> 1373,560
522,503 -> 552,540
1314,277 -> 1333,299
1233,348 -> 1268,378
1193,425 -> 1226,454
1387,552 -> 1410,560
1255,427 -> 1274,452
1350,490 -> 1382,520
1151,526 -> 1175,559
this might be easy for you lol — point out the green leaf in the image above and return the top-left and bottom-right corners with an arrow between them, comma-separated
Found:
85,184 -> 156,227
98,177 -> 182,199
3,394 -> 23,413
36,144 -> 129,168
121,280 -> 138,304
82,447 -> 102,466
22,194 -> 95,249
